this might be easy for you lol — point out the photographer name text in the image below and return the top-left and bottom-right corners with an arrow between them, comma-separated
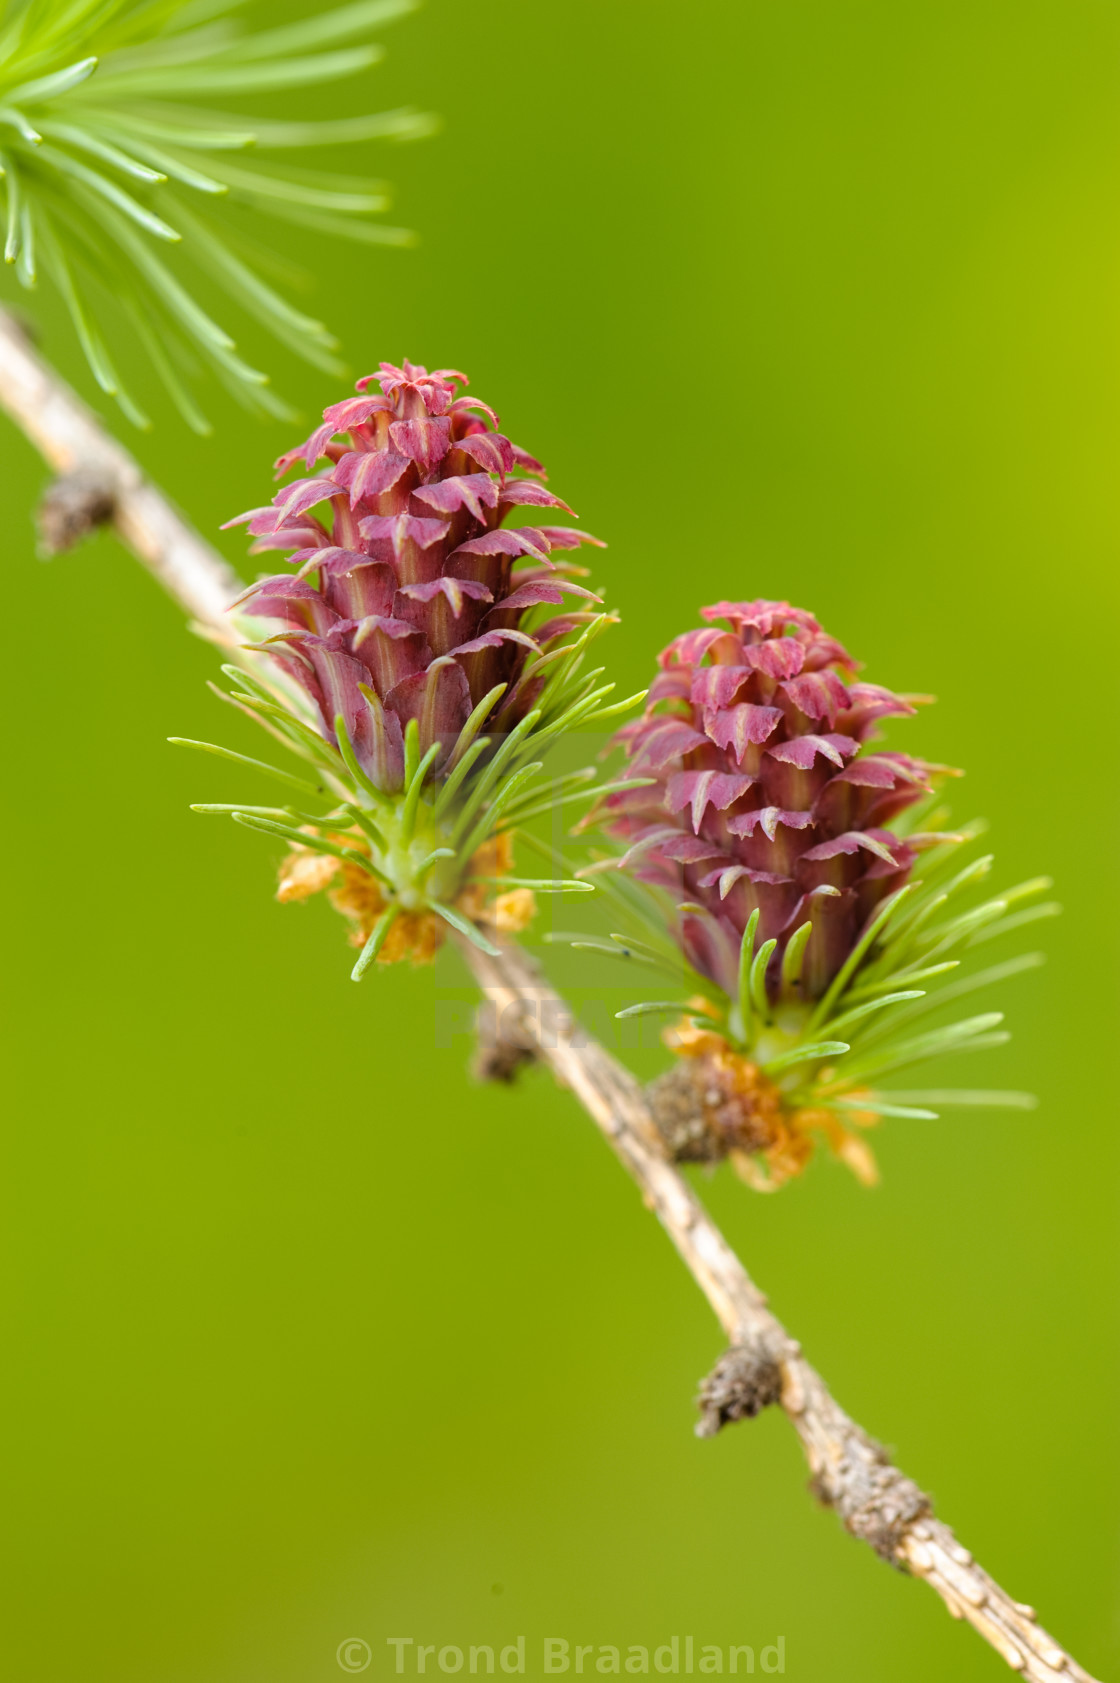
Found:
381,1637 -> 785,1675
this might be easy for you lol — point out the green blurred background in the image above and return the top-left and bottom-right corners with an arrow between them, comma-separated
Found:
1,1 -> 1117,1677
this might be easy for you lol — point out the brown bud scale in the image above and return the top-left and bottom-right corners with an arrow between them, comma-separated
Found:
647,1052 -> 784,1163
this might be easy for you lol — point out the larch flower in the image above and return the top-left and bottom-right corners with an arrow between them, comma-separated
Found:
602,599 -> 935,1003
225,358 -> 605,781
576,599 -> 1054,1188
177,361 -> 644,974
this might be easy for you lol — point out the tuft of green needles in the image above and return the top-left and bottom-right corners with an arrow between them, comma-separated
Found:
0,0 -> 433,428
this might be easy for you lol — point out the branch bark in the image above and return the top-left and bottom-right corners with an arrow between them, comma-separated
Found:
0,308 -> 243,635
461,937 -> 1099,1683
0,325 -> 1099,1680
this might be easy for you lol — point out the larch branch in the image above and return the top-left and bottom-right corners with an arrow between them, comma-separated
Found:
0,307 -> 243,635
460,936 -> 1099,1683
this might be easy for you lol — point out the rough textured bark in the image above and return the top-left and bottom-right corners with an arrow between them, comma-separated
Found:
0,325 -> 1099,1680
460,936 -> 1098,1683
